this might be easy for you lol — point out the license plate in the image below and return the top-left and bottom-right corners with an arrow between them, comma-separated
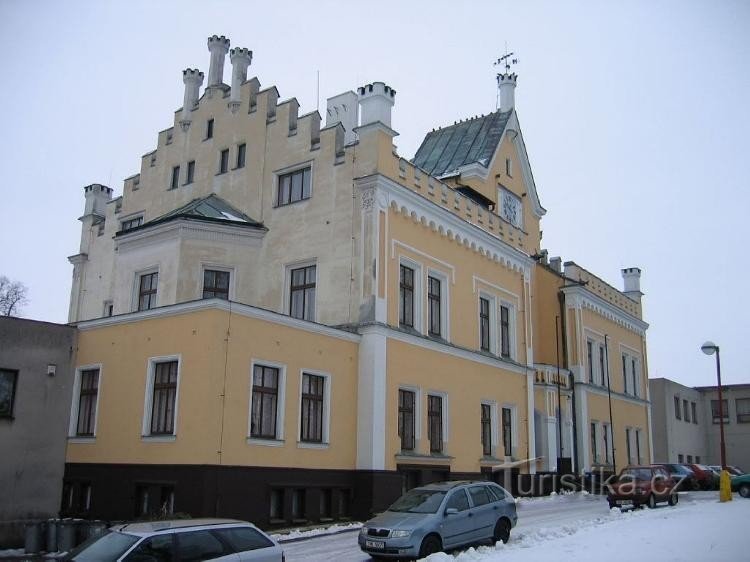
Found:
616,500 -> 633,506
366,540 -> 385,549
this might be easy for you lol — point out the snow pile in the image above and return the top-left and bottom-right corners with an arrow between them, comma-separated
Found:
272,521 -> 362,542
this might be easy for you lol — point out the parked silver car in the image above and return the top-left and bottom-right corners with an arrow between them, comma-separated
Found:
64,518 -> 284,561
358,480 -> 517,559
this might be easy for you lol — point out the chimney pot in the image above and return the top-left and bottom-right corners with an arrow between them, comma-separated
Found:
549,256 -> 562,273
497,72 -> 518,112
357,81 -> 396,129
621,267 -> 643,301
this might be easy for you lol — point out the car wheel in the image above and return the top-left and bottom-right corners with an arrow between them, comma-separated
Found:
740,484 -> 750,498
493,518 -> 511,544
647,494 -> 657,509
419,534 -> 443,558
668,493 -> 678,506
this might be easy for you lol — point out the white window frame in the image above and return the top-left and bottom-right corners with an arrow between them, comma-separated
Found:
141,354 -> 181,440
133,266 -> 159,312
426,390 -> 449,454
497,187 -> 523,229
283,258 -> 318,322
498,299 -> 517,360
119,213 -> 144,232
273,160 -> 314,207
247,359 -> 287,446
426,268 -> 450,341
201,264 -> 235,301
399,257 -> 423,333
501,403 -> 518,459
480,399 -> 498,458
297,369 -> 332,448
478,291 -> 497,354
68,363 -> 103,440
398,384 -> 422,450
602,422 -> 612,464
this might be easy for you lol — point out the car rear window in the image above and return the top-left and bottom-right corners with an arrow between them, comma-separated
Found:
69,531 -> 140,561
214,527 -> 273,552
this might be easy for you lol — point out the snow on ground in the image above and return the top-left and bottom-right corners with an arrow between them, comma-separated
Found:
271,521 -> 363,543
423,494 -> 748,562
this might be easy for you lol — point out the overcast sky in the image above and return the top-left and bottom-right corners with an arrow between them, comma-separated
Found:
1,0 -> 748,387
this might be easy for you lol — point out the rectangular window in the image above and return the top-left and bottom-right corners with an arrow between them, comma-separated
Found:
691,402 -> 698,424
505,157 -> 512,177
236,143 -> 246,169
120,216 -> 143,232
625,427 -> 632,464
500,305 -> 510,358
186,160 -> 195,184
678,453 -> 684,463
622,354 -> 628,394
636,430 -> 642,464
590,423 -> 598,463
277,167 -> 312,206
631,358 -> 638,397
150,361 -> 178,435
170,165 -> 180,189
300,373 -> 324,443
599,344 -> 606,387
479,297 -> 490,352
202,269 -> 230,300
674,396 -> 681,420
0,368 -> 19,418
696,455 -> 701,464
428,276 -> 441,337
399,265 -> 414,328
481,404 -> 492,456
603,423 -> 610,463
683,399 -> 690,423
398,389 -> 416,451
427,395 -> 443,453
251,365 -> 279,439
219,149 -> 229,174
687,454 -> 693,463
138,272 -> 158,311
289,265 -> 316,321
711,399 -> 729,424
269,489 -> 283,520
587,341 -> 594,384
75,368 -> 100,436
206,118 -> 214,139
736,398 -> 750,423
502,407 -> 512,457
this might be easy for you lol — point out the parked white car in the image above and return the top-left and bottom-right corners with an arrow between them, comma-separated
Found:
64,518 -> 284,561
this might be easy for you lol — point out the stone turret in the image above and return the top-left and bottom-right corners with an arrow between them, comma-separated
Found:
207,35 -> 230,88
229,47 -> 252,113
358,82 -> 396,129
180,69 -> 204,130
83,183 -> 112,218
622,267 -> 643,303
497,73 -> 517,112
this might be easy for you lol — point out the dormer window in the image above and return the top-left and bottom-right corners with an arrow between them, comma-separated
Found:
499,187 -> 522,228
120,216 -> 143,232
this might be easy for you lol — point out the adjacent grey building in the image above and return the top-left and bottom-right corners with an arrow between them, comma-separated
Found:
650,377 -> 750,471
0,317 -> 77,547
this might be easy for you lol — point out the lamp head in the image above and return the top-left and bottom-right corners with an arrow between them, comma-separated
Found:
701,341 -> 718,355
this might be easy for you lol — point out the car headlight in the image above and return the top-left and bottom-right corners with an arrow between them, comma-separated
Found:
390,530 -> 411,538
359,527 -> 367,536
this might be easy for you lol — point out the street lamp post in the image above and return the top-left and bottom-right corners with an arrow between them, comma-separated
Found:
701,341 -> 730,502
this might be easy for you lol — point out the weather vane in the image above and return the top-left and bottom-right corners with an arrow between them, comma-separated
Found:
494,43 -> 518,74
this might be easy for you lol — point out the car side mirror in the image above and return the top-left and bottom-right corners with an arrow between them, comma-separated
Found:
445,507 -> 458,516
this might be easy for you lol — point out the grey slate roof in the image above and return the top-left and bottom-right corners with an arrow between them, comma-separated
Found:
412,110 -> 512,177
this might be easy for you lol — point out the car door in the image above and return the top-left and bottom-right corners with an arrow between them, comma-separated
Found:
467,485 -> 496,541
175,530 -> 239,562
212,527 -> 283,562
440,489 -> 475,549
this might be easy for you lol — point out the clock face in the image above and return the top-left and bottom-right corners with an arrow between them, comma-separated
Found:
501,189 -> 521,227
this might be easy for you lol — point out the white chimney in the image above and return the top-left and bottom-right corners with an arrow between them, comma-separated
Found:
83,183 -> 112,217
207,35 -> 230,88
326,91 -> 359,144
358,82 -> 396,128
180,68 -> 204,130
622,267 -> 643,301
549,256 -> 562,274
228,47 -> 252,113
497,73 -> 517,112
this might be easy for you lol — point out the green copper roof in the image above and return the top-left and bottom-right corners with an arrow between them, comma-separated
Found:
412,110 -> 512,177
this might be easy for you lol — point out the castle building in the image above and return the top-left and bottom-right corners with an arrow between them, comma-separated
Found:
63,35 -> 652,526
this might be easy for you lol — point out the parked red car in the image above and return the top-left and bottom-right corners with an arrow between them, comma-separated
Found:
607,465 -> 679,510
687,464 -> 719,490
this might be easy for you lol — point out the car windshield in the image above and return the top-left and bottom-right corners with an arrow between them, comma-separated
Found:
388,489 -> 447,513
619,468 -> 652,481
68,530 -> 140,561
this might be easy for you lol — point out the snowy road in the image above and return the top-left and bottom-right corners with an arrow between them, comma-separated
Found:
280,492 -> 730,561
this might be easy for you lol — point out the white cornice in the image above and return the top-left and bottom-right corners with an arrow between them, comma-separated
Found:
359,322 -> 530,376
356,174 -> 534,277
115,218 -> 266,253
563,285 -> 649,335
76,299 -> 361,343
579,382 -> 650,407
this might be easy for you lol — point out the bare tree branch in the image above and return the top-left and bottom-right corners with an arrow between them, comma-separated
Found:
0,276 -> 29,316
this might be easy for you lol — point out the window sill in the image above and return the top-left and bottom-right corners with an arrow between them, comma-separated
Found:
68,436 -> 96,443
297,441 -> 329,450
215,171 -> 228,176
141,435 -> 177,442
247,437 -> 285,447
395,452 -> 454,464
273,197 -> 312,209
